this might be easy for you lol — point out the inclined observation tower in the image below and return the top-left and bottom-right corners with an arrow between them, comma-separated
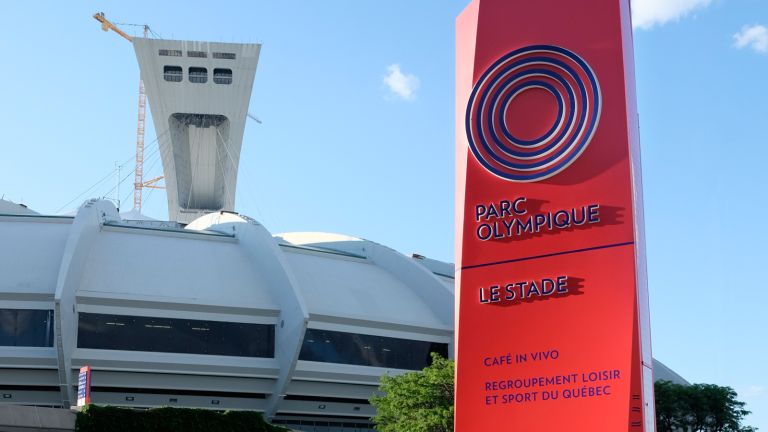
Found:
133,38 -> 260,223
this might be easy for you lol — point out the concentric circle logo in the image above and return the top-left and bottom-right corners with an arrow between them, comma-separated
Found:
465,45 -> 601,182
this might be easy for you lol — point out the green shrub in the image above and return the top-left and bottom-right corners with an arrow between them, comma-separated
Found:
76,405 -> 290,432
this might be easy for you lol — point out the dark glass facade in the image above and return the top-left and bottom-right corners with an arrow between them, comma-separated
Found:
0,309 -> 54,347
299,329 -> 448,370
77,313 -> 274,358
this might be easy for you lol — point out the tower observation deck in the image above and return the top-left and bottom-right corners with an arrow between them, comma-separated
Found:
133,38 -> 260,223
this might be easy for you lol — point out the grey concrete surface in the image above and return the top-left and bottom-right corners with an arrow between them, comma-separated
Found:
0,405 -> 75,432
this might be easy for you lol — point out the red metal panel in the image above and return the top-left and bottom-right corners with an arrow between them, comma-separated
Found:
455,0 -> 654,430
77,365 -> 91,407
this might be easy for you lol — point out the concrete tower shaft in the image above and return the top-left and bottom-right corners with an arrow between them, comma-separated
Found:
133,38 -> 260,223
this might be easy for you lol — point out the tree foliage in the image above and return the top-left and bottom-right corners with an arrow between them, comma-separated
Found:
370,353 -> 454,432
655,380 -> 756,432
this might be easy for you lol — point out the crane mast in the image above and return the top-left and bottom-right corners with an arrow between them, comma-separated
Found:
93,13 -> 162,212
133,25 -> 148,211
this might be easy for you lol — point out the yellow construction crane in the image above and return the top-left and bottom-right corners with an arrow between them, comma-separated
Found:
93,12 -> 163,212
93,12 -> 133,42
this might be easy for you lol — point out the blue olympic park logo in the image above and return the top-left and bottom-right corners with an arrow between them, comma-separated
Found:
465,45 -> 602,182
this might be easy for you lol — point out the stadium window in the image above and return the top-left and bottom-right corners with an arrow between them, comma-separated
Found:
213,68 -> 232,85
0,309 -> 54,347
77,312 -> 275,358
298,329 -> 448,370
187,50 -> 207,58
158,49 -> 182,57
163,66 -> 182,82
212,52 -> 236,60
188,67 -> 208,84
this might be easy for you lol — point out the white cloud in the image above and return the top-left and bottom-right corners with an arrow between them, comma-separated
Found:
733,25 -> 768,53
631,0 -> 711,29
383,64 -> 420,101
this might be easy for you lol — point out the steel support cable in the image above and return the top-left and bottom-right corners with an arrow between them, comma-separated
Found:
54,169 -> 119,214
101,140 -> 163,208
215,127 -> 238,207
186,125 -> 204,210
125,144 -> 166,211
142,143 -> 164,207
140,141 -> 162,171
102,163 -> 138,200
119,142 -> 157,210
146,129 -> 175,211
144,179 -> 158,204
121,187 -> 134,209
112,22 -> 163,39
215,126 -> 271,227
216,130 -> 237,216
214,137 -> 233,213
141,144 -> 164,181
109,136 -> 162,198
203,126 -> 236,214
118,139 -> 161,209
55,131 -> 167,214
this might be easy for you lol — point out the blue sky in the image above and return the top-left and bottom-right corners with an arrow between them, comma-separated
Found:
0,0 -> 766,428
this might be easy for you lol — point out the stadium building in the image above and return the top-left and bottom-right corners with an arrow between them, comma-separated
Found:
0,37 -> 686,432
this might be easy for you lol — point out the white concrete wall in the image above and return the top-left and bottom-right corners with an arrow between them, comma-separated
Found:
0,215 -> 71,298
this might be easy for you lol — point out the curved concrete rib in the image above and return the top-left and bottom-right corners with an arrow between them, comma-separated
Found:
54,199 -> 120,406
189,213 -> 309,418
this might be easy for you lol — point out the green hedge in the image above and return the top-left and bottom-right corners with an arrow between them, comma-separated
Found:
76,405 -> 290,432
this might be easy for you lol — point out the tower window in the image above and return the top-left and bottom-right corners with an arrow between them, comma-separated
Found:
213,68 -> 232,85
163,66 -> 182,82
159,49 -> 182,57
212,52 -> 236,60
187,50 -> 207,58
188,67 -> 208,84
